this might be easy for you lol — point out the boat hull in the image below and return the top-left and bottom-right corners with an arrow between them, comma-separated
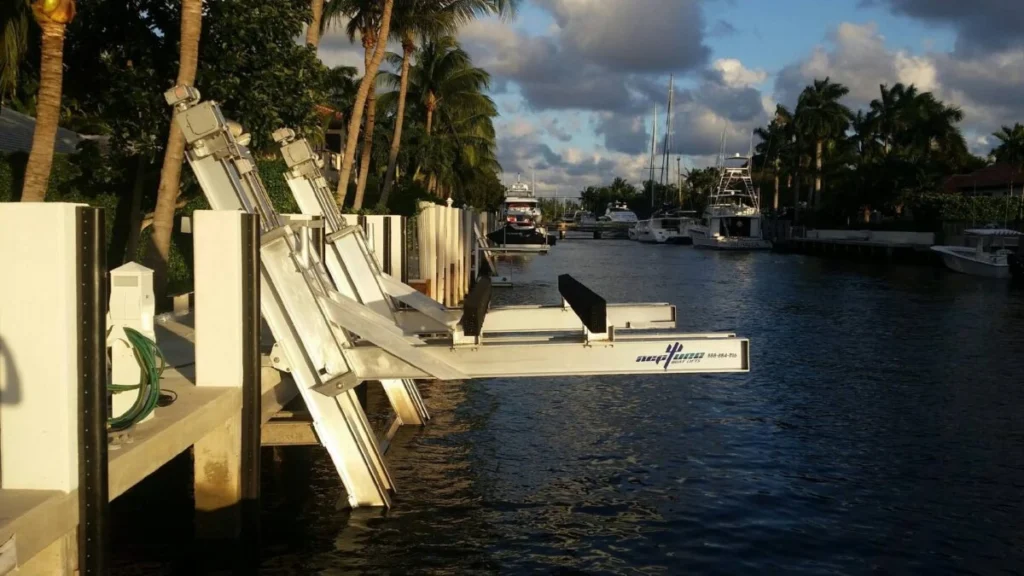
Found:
931,246 -> 1009,278
487,225 -> 549,246
1010,253 -> 1024,281
637,229 -> 674,243
689,227 -> 771,250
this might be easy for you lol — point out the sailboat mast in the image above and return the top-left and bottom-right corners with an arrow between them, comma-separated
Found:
648,104 -> 658,210
661,75 -> 674,189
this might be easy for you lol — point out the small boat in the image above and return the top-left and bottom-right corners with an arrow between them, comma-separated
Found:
688,152 -> 771,250
930,228 -> 1021,278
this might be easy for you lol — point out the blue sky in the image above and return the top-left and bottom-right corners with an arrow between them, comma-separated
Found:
317,0 -> 1024,195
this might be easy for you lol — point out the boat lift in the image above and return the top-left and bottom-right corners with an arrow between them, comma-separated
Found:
273,129 -> 682,336
166,85 -> 750,509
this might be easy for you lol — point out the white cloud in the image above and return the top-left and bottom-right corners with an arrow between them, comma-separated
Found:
773,21 -> 1024,154
713,58 -> 769,88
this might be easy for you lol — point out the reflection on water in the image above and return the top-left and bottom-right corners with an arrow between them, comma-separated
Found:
122,240 -> 1024,574
258,241 -> 1024,574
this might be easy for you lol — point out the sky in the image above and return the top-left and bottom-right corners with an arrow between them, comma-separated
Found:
317,0 -> 1024,198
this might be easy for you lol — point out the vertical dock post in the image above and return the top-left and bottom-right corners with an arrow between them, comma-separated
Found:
192,211 -> 261,542
0,204 -> 111,575
78,207 -> 110,576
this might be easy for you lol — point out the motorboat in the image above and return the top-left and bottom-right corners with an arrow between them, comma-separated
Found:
640,207 -> 697,245
598,201 -> 639,224
487,176 -> 548,246
688,153 -> 771,250
930,228 -> 1021,278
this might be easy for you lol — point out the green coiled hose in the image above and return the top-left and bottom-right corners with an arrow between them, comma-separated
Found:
109,326 -> 168,432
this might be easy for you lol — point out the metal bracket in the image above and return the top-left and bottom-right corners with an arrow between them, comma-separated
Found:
269,342 -> 290,372
310,371 -> 361,397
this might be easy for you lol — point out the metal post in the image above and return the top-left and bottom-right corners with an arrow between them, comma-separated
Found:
239,212 -> 261,568
77,206 -> 110,576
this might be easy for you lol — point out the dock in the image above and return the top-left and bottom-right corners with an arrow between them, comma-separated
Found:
556,221 -> 633,239
771,229 -> 940,264
0,312 -> 302,573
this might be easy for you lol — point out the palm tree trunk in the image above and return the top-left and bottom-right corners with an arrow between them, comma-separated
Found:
306,0 -> 324,47
125,154 -> 148,261
793,165 -> 802,217
146,0 -> 202,300
336,0 -> 394,206
814,139 -> 823,208
772,171 -> 779,210
425,94 -> 436,134
379,40 -> 414,208
20,21 -> 66,202
352,39 -> 377,211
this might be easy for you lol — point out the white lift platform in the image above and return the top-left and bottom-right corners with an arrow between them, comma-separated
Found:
167,86 -> 750,509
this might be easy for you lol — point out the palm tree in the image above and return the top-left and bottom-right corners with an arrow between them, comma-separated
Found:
19,0 -> 75,202
145,0 -> 202,300
1,0 -> 31,105
754,104 -> 792,210
339,0 -> 384,210
992,123 -> 1024,168
794,77 -> 851,208
405,36 -> 490,136
378,0 -> 519,208
327,0 -> 395,208
307,0 -> 325,47
391,36 -> 493,195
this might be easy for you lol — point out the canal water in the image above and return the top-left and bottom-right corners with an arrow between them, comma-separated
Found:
118,239 -> 1024,574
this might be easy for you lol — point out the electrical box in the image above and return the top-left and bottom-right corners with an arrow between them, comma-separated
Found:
107,262 -> 156,422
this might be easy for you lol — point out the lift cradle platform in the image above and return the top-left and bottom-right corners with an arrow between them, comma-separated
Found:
166,85 -> 750,509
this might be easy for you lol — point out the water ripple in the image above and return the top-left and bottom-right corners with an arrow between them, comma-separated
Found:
255,242 -> 1024,575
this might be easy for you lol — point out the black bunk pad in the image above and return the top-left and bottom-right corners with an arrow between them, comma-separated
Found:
460,275 -> 493,336
557,274 -> 607,333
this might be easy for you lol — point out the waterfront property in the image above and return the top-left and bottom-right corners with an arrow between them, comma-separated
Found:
0,91 -> 749,574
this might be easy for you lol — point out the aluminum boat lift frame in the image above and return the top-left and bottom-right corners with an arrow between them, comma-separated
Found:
167,86 -> 750,509
272,130 -> 681,337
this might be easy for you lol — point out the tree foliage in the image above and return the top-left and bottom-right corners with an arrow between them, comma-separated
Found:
754,77 -> 995,226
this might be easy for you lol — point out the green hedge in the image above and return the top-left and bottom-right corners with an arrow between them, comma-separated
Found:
904,193 -> 1023,225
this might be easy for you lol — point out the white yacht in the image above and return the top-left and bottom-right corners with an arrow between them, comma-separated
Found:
599,201 -> 639,224
930,228 -> 1021,278
488,176 -> 547,246
688,153 -> 770,250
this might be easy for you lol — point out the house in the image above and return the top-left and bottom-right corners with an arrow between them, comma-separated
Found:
0,106 -> 90,154
942,163 -> 1024,197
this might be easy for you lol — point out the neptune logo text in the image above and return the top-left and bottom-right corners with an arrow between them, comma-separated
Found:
635,342 -> 704,369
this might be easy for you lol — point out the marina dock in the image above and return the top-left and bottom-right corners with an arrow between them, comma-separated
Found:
771,229 -> 940,264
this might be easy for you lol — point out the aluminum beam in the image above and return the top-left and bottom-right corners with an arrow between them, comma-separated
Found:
169,87 -> 393,507
277,136 -> 431,425
346,334 -> 749,379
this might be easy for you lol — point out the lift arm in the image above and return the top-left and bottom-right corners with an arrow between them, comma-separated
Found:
345,334 -> 749,379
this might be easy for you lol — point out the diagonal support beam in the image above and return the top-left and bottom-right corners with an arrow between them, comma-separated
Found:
316,291 -> 468,381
